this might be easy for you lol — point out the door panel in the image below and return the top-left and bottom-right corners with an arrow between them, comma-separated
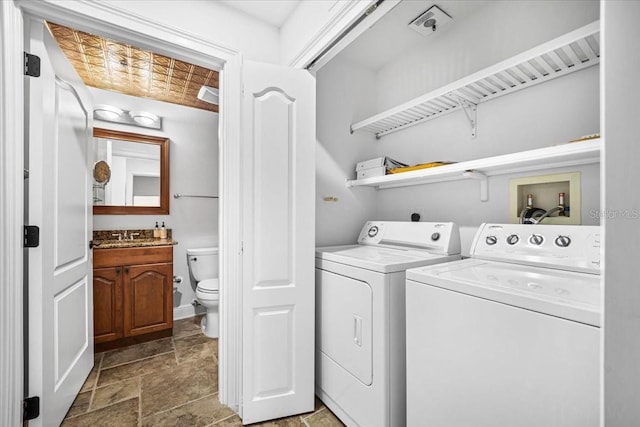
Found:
124,263 -> 173,336
93,267 -> 123,343
254,90 -> 293,285
252,306 -> 295,397
54,278 -> 89,388
27,18 -> 93,426
54,80 -> 90,269
242,61 -> 316,424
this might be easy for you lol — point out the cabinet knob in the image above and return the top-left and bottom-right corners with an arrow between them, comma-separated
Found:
124,267 -> 129,274
115,267 -> 121,274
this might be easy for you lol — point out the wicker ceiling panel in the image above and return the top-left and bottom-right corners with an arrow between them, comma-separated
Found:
47,22 -> 219,113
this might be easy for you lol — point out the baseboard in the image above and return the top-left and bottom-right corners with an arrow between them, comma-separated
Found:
174,303 -> 206,320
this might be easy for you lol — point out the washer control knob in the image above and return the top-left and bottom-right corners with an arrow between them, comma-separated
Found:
431,232 -> 440,241
506,234 -> 520,245
555,235 -> 571,247
485,235 -> 498,245
529,234 -> 544,245
367,226 -> 379,238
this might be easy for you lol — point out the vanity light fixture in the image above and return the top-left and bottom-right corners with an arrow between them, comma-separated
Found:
94,104 -> 123,121
93,106 -> 162,130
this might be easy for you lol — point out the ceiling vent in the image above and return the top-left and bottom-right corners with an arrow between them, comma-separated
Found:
408,5 -> 452,37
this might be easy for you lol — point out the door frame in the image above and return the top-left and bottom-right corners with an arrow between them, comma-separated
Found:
0,2 -> 26,425
1,0 -> 244,423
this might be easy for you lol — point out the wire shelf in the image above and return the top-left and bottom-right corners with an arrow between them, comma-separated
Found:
350,21 -> 600,139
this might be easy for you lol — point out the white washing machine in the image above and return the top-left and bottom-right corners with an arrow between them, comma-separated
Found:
315,221 -> 461,427
406,223 -> 601,427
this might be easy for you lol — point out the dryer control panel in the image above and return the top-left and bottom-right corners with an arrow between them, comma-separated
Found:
357,221 -> 461,256
470,223 -> 601,274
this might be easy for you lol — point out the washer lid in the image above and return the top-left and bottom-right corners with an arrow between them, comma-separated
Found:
197,278 -> 219,292
407,259 -> 601,326
316,244 -> 460,273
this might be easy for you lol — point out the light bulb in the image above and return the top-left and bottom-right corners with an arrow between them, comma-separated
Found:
94,105 -> 123,121
129,111 -> 158,126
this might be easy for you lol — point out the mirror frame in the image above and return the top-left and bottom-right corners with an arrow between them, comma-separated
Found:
93,128 -> 170,215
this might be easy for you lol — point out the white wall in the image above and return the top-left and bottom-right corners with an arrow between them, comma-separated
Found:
315,56 -> 379,246
103,0 -> 279,63
602,1 -> 640,424
317,0 -> 601,249
90,88 -> 218,319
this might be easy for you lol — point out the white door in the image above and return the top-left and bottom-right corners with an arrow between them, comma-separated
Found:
26,18 -> 93,426
241,60 -> 316,424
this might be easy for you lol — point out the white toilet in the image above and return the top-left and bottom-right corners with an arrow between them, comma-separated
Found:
186,247 -> 219,338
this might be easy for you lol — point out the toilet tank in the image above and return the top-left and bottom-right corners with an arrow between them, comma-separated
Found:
186,247 -> 219,282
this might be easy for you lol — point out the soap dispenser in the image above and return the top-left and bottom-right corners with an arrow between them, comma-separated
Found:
154,221 -> 160,239
160,221 -> 167,240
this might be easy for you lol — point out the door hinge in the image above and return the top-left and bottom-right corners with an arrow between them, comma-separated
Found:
24,52 -> 41,77
24,225 -> 40,248
23,396 -> 40,421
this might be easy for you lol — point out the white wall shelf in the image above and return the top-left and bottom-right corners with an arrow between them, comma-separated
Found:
350,21 -> 600,139
346,139 -> 600,195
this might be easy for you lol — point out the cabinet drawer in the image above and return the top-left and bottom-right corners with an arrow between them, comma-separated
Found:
94,246 -> 173,268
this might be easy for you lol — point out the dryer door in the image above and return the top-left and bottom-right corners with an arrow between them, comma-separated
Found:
316,269 -> 372,385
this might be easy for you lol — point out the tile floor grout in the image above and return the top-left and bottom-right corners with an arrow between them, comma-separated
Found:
101,349 -> 175,370
139,392 -> 219,424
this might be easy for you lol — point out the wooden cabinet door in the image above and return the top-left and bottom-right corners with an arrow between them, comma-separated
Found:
123,263 -> 173,336
93,267 -> 123,343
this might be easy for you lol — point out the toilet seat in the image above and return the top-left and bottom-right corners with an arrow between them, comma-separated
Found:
197,278 -> 219,293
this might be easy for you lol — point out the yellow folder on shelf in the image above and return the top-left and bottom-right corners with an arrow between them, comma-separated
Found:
388,161 -> 455,174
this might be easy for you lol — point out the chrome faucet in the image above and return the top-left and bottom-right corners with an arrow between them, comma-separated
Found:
111,233 -> 122,241
130,232 -> 140,241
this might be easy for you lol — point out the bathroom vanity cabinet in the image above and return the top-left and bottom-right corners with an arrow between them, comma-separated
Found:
93,245 -> 174,351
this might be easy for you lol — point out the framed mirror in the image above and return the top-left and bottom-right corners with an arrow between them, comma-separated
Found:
93,128 -> 169,215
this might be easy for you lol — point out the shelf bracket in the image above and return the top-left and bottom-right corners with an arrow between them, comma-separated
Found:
448,93 -> 477,138
463,170 -> 488,202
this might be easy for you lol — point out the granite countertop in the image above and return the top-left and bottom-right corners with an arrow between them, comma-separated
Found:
92,238 -> 178,249
92,228 -> 178,249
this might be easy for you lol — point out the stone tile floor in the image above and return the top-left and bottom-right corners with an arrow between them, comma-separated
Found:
63,316 -> 344,426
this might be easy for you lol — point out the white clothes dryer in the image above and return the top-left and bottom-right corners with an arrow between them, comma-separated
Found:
315,221 -> 461,427
406,223 -> 601,427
